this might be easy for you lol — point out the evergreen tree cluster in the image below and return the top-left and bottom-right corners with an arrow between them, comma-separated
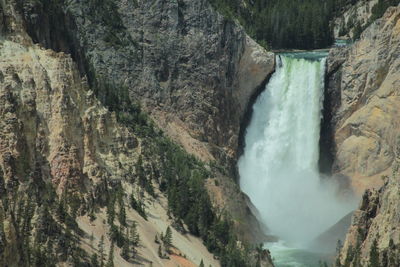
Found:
144,138 -> 252,266
104,184 -> 141,263
156,226 -> 174,259
209,0 -> 400,49
209,0 -> 337,49
336,237 -> 400,267
370,0 -> 400,22
92,79 -> 256,265
0,168 -> 89,266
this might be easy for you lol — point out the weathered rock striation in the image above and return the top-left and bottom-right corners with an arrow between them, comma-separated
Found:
16,0 -> 274,167
326,4 -> 400,266
333,0 -> 378,39
14,0 -> 275,243
325,4 -> 400,195
0,0 -> 276,266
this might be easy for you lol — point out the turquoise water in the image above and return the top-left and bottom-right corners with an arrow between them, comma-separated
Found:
267,242 -> 334,267
279,51 -> 329,61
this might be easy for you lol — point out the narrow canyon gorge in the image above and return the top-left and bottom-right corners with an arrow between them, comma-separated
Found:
0,0 -> 399,266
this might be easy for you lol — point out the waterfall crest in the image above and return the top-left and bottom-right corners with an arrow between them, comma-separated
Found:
239,53 -> 355,246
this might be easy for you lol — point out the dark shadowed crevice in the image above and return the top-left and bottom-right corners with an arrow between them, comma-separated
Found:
14,1 -> 94,86
237,70 -> 275,159
234,68 -> 275,182
319,64 -> 342,175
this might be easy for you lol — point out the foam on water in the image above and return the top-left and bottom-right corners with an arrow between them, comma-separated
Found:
239,53 -> 356,251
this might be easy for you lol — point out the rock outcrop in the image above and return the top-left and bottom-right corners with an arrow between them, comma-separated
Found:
337,175 -> 400,266
325,4 -> 400,195
326,4 -> 400,266
333,0 -> 378,39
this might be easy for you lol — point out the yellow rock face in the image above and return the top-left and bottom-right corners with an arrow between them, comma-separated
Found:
329,6 -> 400,195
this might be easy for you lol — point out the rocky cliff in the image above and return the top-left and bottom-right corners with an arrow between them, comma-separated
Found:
325,4 -> 400,195
326,4 -> 400,266
15,0 -> 275,241
0,0 -> 275,266
333,0 -> 378,39
16,0 -> 274,167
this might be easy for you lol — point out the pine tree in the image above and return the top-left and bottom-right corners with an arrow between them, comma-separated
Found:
199,259 -> 205,267
154,234 -> 159,244
137,156 -> 146,188
130,193 -> 147,220
118,203 -> 126,227
130,222 -> 140,247
90,232 -> 95,248
107,198 -> 115,226
106,242 -> 115,267
163,226 -> 172,250
99,235 -> 105,267
336,239 -> 343,254
121,229 -> 130,260
369,239 -> 380,267
91,253 -> 100,267
89,208 -> 96,222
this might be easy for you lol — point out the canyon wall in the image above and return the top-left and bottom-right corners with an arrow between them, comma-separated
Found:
326,4 -> 400,195
16,0 -> 274,167
333,0 -> 378,39
13,0 -> 276,242
326,4 -> 400,266
0,0 -> 275,266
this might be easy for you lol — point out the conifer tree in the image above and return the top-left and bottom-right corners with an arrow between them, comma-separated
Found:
99,235 -> 105,267
130,221 -> 140,247
91,253 -> 100,267
106,242 -> 115,267
163,226 -> 172,249
369,239 -> 380,267
154,234 -> 159,244
118,203 -> 126,227
121,228 -> 130,260
107,198 -> 115,226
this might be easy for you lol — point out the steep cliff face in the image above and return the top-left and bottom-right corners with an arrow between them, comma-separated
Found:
0,8 -> 223,265
337,177 -> 400,266
0,0 -> 275,266
326,4 -> 400,266
333,0 -> 378,39
16,0 -> 274,167
325,5 -> 400,195
14,0 -> 275,243
0,33 -> 220,267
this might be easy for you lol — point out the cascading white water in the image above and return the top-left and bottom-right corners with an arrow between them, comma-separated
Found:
239,52 -> 355,247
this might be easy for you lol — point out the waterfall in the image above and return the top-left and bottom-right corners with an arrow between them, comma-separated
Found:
239,52 -> 354,247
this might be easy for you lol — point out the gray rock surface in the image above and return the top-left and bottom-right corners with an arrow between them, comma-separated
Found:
17,0 -> 274,168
